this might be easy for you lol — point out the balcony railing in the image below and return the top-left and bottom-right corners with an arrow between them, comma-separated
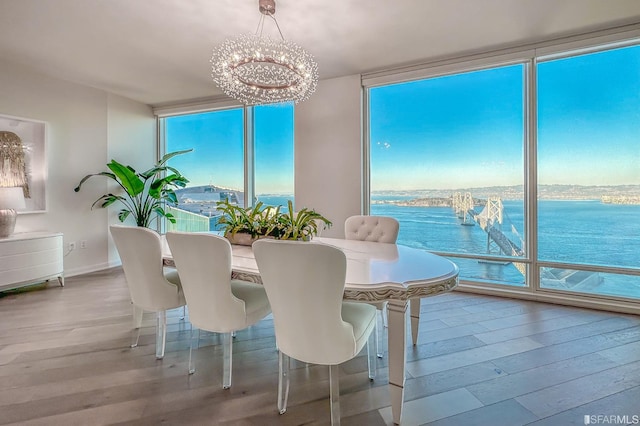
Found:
166,206 -> 210,233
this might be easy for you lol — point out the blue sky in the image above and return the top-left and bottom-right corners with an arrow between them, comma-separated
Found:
537,46 -> 640,186
166,109 -> 244,189
166,104 -> 294,193
254,104 -> 294,194
370,65 -> 526,190
168,44 -> 639,194
370,44 -> 640,191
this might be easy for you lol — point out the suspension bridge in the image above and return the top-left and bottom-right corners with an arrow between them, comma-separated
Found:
450,193 -> 603,289
452,192 -> 526,275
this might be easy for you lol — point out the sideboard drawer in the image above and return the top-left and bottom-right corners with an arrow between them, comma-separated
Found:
0,232 -> 64,291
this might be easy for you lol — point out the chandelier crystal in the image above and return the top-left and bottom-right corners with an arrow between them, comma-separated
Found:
210,0 -> 318,105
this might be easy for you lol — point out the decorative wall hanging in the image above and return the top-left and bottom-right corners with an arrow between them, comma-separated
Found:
0,114 -> 47,213
0,131 -> 30,198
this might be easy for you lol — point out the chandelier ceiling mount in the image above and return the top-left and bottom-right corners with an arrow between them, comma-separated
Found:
258,0 -> 275,15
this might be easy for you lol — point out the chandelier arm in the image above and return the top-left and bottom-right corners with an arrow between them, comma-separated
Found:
268,14 -> 286,41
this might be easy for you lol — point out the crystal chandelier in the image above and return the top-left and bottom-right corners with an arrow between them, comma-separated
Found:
210,0 -> 318,105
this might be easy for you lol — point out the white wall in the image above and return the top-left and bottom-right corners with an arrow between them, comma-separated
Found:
106,94 -> 156,265
0,60 -> 154,277
295,75 -> 362,238
0,60 -> 361,273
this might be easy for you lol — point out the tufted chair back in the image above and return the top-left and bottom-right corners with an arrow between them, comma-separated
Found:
344,215 -> 399,243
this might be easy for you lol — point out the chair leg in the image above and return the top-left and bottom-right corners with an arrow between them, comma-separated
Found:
329,364 -> 341,425
382,303 -> 388,328
188,325 -> 198,374
376,309 -> 384,358
367,326 -> 377,381
222,332 -> 233,389
277,351 -> 290,415
156,310 -> 167,359
131,327 -> 141,349
130,304 -> 143,348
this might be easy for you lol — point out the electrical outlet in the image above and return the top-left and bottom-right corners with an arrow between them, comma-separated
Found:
68,242 -> 76,251
80,240 -> 87,249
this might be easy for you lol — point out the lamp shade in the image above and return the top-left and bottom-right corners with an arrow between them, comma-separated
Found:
0,187 -> 26,210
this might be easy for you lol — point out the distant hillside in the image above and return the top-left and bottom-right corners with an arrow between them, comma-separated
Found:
174,185 -> 244,216
176,184 -> 240,194
372,184 -> 640,201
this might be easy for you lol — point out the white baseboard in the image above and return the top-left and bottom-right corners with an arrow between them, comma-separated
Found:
455,283 -> 640,315
64,260 -> 121,278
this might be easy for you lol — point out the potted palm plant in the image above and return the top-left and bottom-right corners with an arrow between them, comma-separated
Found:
74,149 -> 192,228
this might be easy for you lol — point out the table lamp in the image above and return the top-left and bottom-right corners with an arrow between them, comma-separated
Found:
0,186 -> 26,238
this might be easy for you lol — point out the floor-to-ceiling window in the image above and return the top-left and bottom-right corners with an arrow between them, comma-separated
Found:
537,44 -> 640,299
158,103 -> 294,232
369,64 -> 528,287
366,35 -> 640,305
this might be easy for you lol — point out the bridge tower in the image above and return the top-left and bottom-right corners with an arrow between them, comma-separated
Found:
461,192 -> 475,225
452,192 -> 463,217
485,196 -> 504,255
451,192 -> 475,224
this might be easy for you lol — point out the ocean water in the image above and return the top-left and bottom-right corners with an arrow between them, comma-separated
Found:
371,198 -> 640,297
237,195 -> 640,298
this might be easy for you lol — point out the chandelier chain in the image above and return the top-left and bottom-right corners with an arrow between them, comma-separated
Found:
254,14 -> 285,42
268,14 -> 285,41
255,14 -> 264,36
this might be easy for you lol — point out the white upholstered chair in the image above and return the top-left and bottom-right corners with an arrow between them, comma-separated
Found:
110,225 -> 186,359
166,231 -> 271,389
253,239 -> 377,425
344,215 -> 400,358
344,215 -> 399,244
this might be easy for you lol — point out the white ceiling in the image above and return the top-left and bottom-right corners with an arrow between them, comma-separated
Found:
1,0 -> 640,106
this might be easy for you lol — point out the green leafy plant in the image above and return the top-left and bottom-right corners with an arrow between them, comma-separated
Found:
216,199 -> 331,241
216,200 -> 280,238
274,200 -> 332,240
74,149 -> 192,228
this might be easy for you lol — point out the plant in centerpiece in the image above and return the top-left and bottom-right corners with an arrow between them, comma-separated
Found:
216,200 -> 280,242
273,200 -> 332,241
74,149 -> 192,228
216,199 -> 331,244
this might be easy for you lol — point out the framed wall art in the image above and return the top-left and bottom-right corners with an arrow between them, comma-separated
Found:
0,113 -> 47,213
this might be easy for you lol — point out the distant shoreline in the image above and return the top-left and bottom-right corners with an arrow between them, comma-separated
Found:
370,184 -> 640,206
372,198 -> 640,206
176,185 -> 640,206
372,195 -> 640,206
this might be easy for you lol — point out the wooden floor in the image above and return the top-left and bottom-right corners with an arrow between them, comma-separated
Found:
1,268 -> 639,425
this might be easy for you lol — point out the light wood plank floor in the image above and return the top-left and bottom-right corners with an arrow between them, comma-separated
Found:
1,268 -> 639,425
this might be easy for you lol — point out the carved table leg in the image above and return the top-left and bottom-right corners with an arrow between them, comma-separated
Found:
410,298 -> 421,346
387,299 -> 407,425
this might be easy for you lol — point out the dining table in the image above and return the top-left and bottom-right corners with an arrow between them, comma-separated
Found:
163,235 -> 459,425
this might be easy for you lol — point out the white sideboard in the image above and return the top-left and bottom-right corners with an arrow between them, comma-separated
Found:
0,232 -> 64,292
